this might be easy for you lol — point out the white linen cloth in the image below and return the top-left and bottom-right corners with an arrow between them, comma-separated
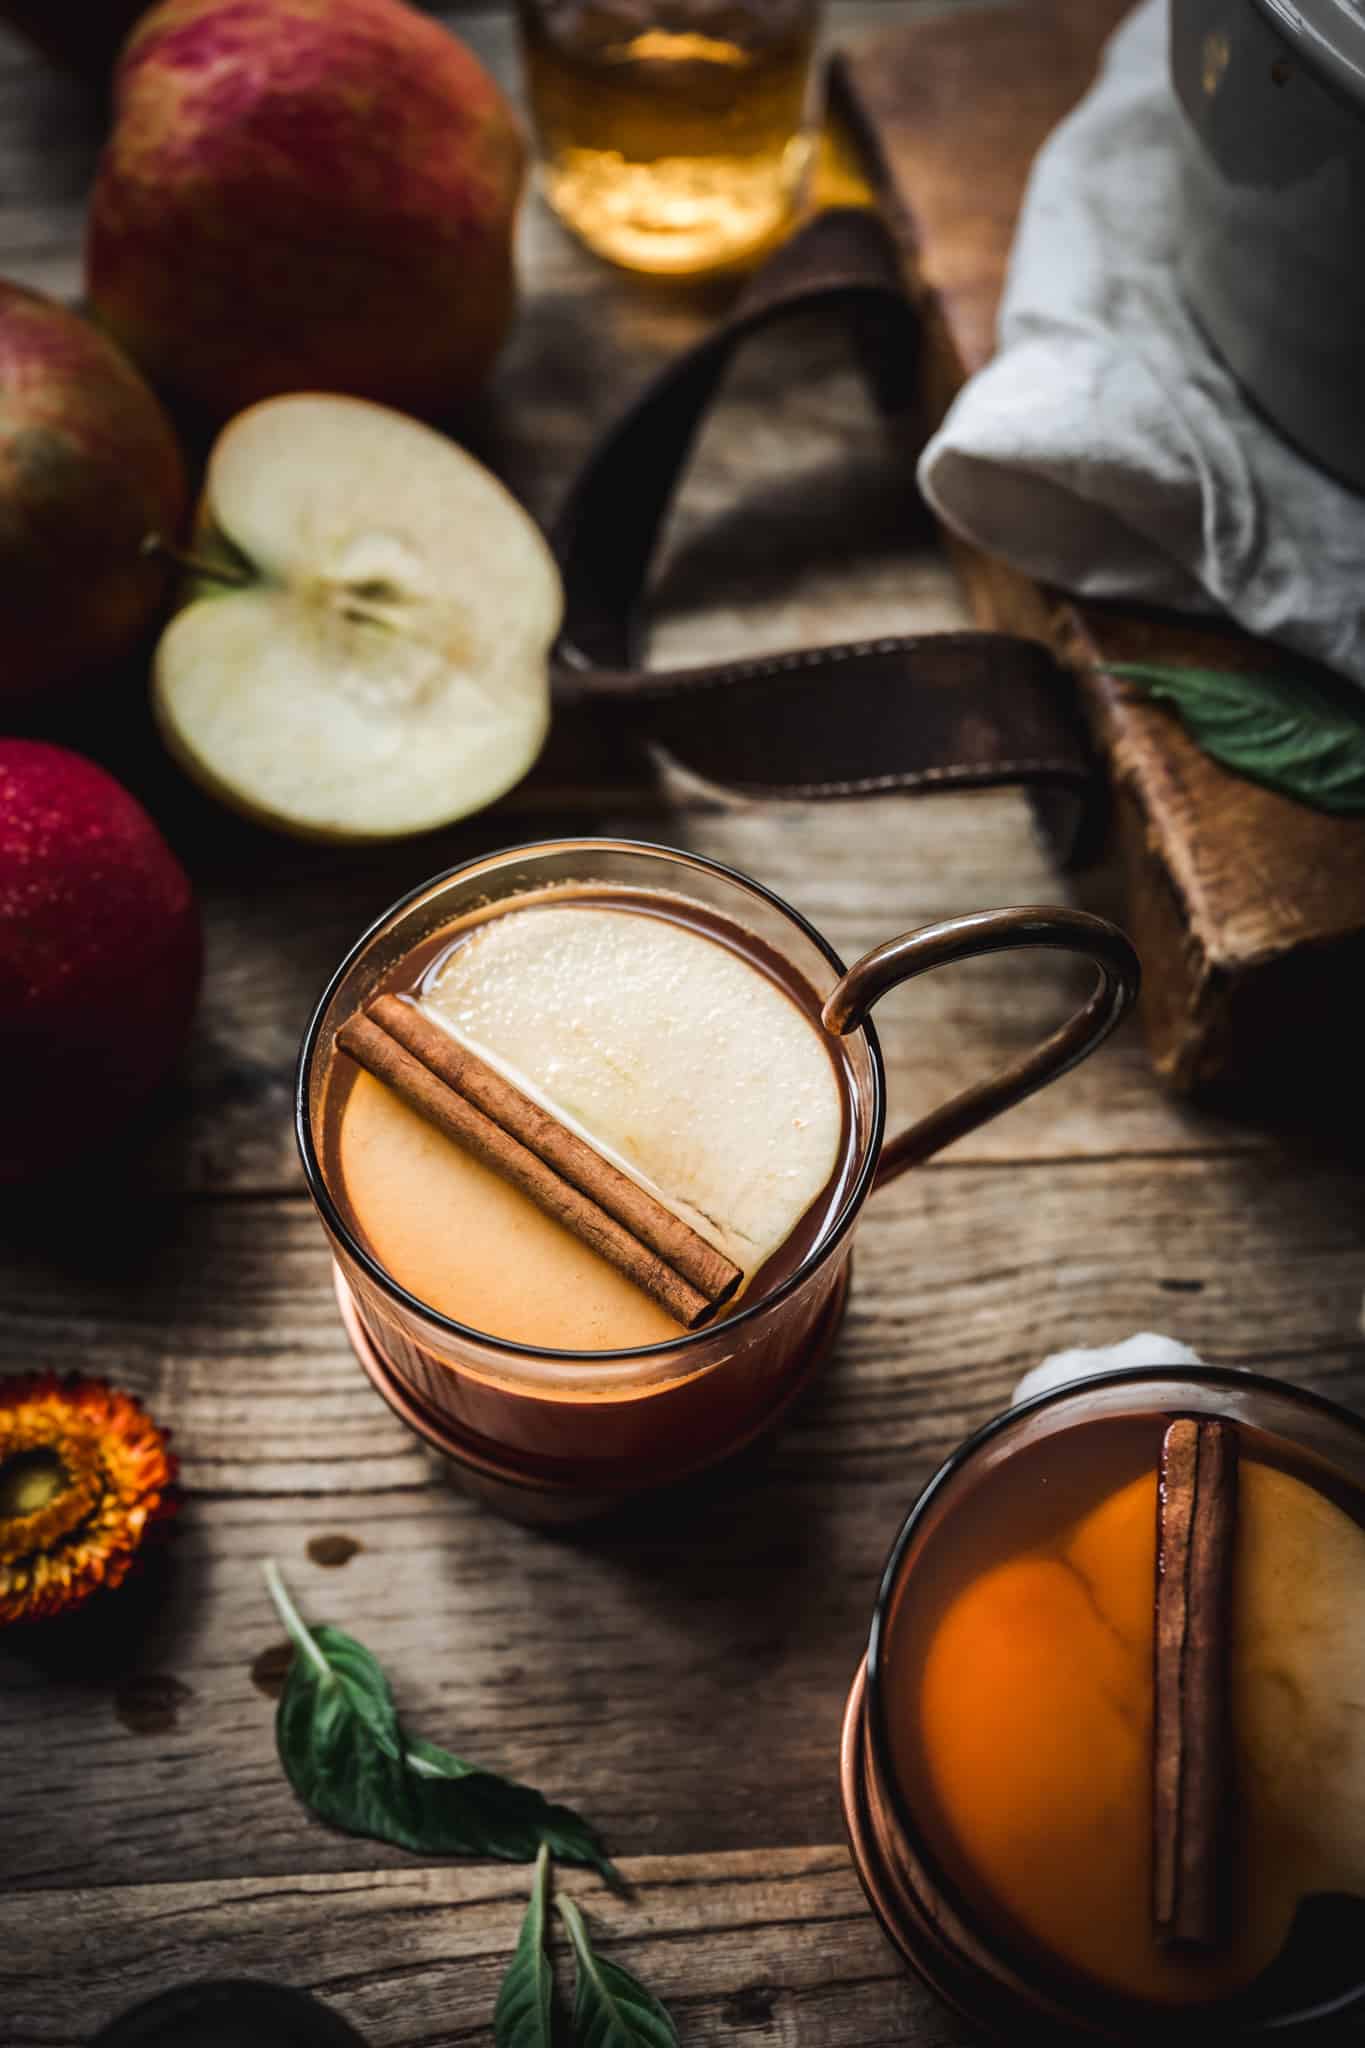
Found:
919,0 -> 1365,689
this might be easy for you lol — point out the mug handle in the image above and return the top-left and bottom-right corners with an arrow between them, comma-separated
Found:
821,907 -> 1141,1191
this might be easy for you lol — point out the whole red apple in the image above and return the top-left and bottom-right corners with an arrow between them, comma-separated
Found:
85,0 -> 525,423
0,282 -> 187,699
0,742 -> 201,1182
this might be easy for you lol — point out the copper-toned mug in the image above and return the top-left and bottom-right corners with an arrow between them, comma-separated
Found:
841,1365 -> 1365,2041
297,839 -> 1138,1520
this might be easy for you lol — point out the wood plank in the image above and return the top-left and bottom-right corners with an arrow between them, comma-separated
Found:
0,1483 -> 890,1888
8,1154 -> 1357,1504
837,0 -> 1129,380
1,12 -> 1360,2041
2,1153 -> 1360,1890
0,1850 -> 954,2048
0,26 -> 101,297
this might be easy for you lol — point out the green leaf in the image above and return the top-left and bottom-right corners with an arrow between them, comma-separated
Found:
264,1563 -> 615,1876
494,1844 -> 555,2048
267,1561 -> 412,1846
407,1737 -> 620,1881
559,1896 -> 678,2048
1107,663 -> 1365,815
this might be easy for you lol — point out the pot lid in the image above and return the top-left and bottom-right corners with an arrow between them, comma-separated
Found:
1254,0 -> 1365,108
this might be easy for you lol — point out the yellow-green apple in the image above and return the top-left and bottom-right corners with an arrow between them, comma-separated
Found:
85,0 -> 525,423
152,393 -> 562,840
0,741 -> 201,1181
0,282 -> 186,699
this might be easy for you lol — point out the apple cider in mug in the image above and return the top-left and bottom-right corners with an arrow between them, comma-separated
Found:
320,885 -> 860,1351
302,845 -> 1135,1511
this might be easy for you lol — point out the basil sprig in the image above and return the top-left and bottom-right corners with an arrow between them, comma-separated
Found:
560,1895 -> 678,2048
264,1562 -> 616,1879
496,1851 -> 678,2048
494,1844 -> 555,2048
1107,662 -> 1365,815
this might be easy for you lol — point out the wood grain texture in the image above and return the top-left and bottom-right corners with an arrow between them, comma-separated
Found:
836,0 -> 1365,1102
1,7 -> 1363,2045
0,1850 -> 958,2048
837,0 -> 1127,377
2,1154 -> 1360,1891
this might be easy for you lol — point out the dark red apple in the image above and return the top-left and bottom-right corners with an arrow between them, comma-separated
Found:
0,281 -> 187,700
0,741 -> 201,1181
85,0 -> 525,423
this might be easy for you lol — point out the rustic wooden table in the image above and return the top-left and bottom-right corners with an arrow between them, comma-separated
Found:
3,6 -> 1364,2044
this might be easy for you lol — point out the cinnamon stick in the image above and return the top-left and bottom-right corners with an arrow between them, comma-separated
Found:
1152,1416 -> 1238,1949
368,994 -> 741,1309
335,1008 -> 737,1331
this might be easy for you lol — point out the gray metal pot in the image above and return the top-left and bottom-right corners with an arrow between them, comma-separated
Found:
1172,0 -> 1365,490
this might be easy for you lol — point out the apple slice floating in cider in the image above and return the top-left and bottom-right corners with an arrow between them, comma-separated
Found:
418,900 -> 847,1281
152,395 -> 562,841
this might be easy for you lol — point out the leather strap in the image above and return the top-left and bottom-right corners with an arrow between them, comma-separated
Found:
551,207 -> 1103,866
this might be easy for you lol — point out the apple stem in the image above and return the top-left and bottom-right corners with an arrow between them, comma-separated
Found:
142,531 -> 251,589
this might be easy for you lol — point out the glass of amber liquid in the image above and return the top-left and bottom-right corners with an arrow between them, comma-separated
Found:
296,839 -> 1136,1523
842,1366 -> 1365,2041
515,0 -> 822,274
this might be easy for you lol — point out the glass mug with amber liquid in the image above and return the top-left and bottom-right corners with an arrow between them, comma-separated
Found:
297,840 -> 1138,1523
843,1366 -> 1365,2040
515,0 -> 821,274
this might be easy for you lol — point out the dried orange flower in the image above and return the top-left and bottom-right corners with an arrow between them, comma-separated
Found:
0,1374 -> 176,1626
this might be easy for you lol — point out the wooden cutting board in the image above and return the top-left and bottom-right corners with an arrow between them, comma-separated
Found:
833,0 -> 1365,1105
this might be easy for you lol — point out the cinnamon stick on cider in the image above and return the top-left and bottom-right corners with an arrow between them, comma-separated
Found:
336,998 -> 742,1330
1152,1416 -> 1238,1949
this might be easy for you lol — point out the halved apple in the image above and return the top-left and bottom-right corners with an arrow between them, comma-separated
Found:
152,394 -> 562,840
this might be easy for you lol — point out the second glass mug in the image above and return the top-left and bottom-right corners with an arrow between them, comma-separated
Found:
297,840 -> 1139,1521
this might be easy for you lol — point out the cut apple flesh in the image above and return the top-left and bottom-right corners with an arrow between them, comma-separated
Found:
1234,1460 -> 1365,1906
418,898 -> 846,1280
153,394 -> 561,840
